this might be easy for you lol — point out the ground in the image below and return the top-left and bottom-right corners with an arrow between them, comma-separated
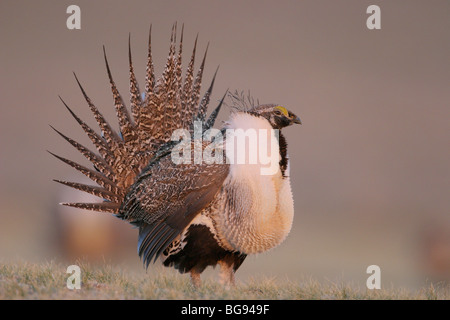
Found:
0,260 -> 448,300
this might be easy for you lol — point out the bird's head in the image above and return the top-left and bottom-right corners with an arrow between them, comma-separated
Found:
248,104 -> 302,129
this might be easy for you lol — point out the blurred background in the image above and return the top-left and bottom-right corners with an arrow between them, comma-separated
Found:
0,0 -> 449,290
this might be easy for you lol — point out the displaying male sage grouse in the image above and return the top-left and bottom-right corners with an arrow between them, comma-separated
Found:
51,24 -> 301,287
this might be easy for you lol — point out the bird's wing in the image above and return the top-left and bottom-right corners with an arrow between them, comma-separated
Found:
119,151 -> 229,266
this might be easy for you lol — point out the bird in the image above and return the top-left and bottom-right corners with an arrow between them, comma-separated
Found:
50,24 -> 302,287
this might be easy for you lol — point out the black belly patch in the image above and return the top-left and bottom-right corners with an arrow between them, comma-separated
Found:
162,224 -> 246,274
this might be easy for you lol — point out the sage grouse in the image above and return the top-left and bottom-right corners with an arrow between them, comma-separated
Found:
51,25 -> 301,287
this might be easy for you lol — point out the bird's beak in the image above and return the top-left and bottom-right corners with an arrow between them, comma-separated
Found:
292,115 -> 302,125
289,112 -> 302,125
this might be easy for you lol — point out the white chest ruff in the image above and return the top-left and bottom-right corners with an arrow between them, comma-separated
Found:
214,113 -> 295,254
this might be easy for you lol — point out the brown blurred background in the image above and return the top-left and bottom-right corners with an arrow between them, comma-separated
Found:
1,1 -> 449,290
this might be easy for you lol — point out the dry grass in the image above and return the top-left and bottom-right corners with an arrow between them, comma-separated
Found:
0,260 -> 448,300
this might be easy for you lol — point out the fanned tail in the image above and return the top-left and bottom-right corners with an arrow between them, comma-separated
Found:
51,24 -> 223,214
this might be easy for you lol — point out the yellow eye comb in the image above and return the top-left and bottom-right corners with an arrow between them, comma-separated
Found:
274,106 -> 289,117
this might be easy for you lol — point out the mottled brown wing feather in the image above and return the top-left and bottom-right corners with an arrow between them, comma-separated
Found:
119,152 -> 229,266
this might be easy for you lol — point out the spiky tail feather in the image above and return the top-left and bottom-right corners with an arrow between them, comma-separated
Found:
51,24 -> 225,215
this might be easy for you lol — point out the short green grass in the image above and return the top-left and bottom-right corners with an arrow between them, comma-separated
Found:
0,260 -> 448,299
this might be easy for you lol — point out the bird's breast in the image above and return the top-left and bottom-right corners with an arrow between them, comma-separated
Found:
213,163 -> 294,255
210,111 -> 294,254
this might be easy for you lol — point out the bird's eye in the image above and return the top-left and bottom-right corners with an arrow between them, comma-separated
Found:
274,110 -> 282,116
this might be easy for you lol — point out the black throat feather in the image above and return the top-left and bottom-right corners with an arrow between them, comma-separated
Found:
278,132 -> 288,178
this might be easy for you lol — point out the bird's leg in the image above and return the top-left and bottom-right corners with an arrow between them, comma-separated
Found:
190,268 -> 202,288
218,259 -> 235,288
